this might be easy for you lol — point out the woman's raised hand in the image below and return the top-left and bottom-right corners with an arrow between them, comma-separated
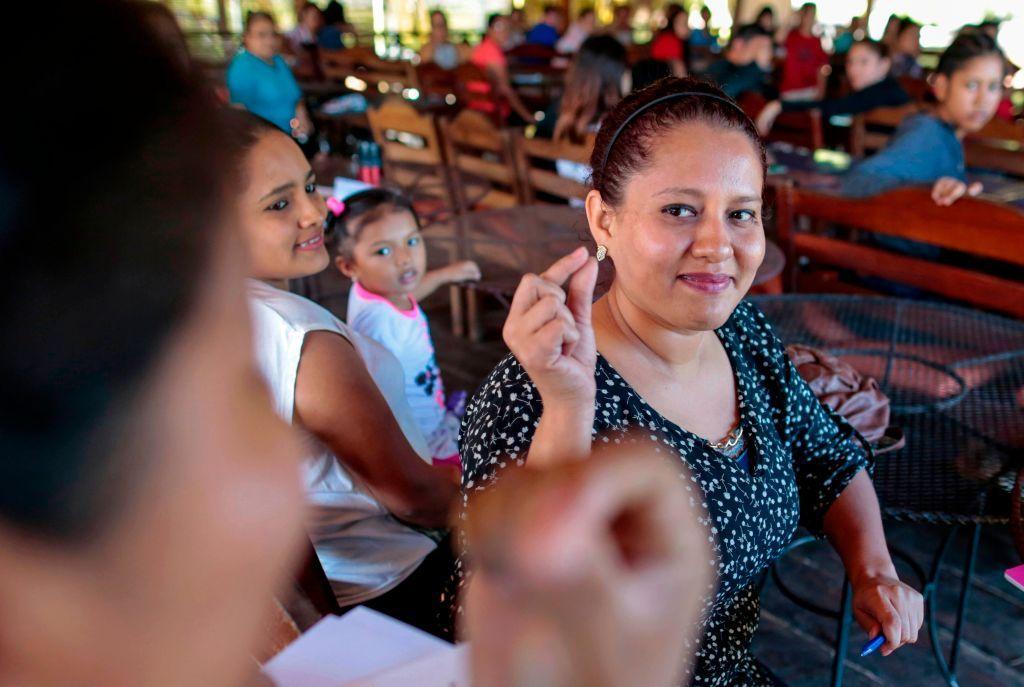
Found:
503,247 -> 599,406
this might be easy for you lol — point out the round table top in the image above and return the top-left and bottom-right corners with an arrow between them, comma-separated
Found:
752,294 -> 1024,524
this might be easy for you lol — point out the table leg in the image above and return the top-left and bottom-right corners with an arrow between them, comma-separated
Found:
925,523 -> 981,687
449,284 -> 465,338
830,578 -> 853,687
467,287 -> 483,343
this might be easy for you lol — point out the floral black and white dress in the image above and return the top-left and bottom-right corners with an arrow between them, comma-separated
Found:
456,300 -> 870,686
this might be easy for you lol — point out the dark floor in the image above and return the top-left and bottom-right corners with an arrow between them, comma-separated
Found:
307,272 -> 1024,687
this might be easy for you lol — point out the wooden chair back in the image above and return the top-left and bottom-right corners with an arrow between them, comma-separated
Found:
969,116 -> 1024,145
366,98 -> 451,201
453,62 -> 502,123
965,139 -> 1024,179
320,47 -> 415,93
849,102 -> 922,157
766,108 -> 825,150
964,118 -> 1024,178
506,42 -> 557,66
512,133 -> 594,204
438,109 -> 521,211
897,76 -> 930,102
254,537 -> 339,664
776,183 -> 1024,317
415,61 -> 457,100
254,598 -> 302,664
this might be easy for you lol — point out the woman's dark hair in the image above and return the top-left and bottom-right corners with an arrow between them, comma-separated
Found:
756,6 -> 774,22
245,10 -> 275,31
329,188 -> 419,260
661,3 -> 685,34
896,17 -> 920,37
323,0 -> 346,26
486,13 -> 504,30
851,38 -> 890,60
590,77 -> 767,207
221,108 -> 287,186
554,35 -> 627,143
131,0 -> 191,68
2,0 -> 229,541
935,31 -> 1003,77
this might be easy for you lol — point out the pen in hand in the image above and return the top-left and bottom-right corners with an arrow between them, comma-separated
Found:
860,635 -> 886,657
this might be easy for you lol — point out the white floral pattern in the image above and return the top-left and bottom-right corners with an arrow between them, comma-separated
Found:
455,301 -> 871,686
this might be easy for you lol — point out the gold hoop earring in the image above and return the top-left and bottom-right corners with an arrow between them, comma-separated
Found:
596,245 -> 608,262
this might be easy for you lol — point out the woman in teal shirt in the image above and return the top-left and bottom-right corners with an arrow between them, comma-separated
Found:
227,11 -> 312,139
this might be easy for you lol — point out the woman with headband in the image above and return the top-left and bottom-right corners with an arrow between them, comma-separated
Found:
457,78 -> 923,685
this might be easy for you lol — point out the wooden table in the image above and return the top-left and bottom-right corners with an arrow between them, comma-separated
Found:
441,204 -> 785,340
766,141 -> 1024,210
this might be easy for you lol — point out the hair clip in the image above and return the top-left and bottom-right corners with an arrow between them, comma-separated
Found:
326,197 -> 346,215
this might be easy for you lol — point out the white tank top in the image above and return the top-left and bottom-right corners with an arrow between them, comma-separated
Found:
247,280 -> 435,605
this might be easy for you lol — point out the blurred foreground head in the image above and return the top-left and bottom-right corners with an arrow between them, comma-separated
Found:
0,2 -> 305,686
460,440 -> 715,687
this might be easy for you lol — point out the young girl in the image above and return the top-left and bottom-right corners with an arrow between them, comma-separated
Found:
841,32 -> 1004,205
331,188 -> 480,467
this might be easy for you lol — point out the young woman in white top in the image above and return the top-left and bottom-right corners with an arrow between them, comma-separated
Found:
225,110 -> 458,638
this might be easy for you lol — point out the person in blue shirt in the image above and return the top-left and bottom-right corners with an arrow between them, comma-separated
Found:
524,4 -> 564,49
226,11 -> 311,140
841,32 -> 1004,206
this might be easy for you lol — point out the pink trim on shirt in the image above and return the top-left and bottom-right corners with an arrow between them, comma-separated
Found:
353,282 -> 419,319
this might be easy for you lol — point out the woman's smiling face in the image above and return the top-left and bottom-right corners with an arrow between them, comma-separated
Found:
237,130 -> 329,281
589,121 -> 766,333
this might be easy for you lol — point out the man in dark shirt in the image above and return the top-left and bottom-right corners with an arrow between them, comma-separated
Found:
703,24 -> 775,100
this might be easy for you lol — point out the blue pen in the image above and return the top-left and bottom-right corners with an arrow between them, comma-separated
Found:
860,635 -> 886,657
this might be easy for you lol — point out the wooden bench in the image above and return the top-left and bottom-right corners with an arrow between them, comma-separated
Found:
776,183 -> 1024,318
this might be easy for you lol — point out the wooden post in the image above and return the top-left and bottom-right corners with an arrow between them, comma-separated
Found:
216,0 -> 228,32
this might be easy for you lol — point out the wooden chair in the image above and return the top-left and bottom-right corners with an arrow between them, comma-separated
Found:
897,76 -> 931,102
254,598 -> 302,664
849,102 -> 922,157
965,139 -> 1024,179
320,47 -> 416,94
512,133 -> 594,205
255,537 -> 339,664
969,116 -> 1024,146
776,183 -> 1024,318
506,43 -> 557,67
766,108 -> 825,151
366,97 -> 452,211
414,61 -> 457,101
438,109 -> 521,212
964,118 -> 1024,179
453,62 -> 503,124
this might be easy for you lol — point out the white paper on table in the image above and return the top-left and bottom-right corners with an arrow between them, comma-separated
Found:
344,643 -> 470,687
262,606 -> 454,687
